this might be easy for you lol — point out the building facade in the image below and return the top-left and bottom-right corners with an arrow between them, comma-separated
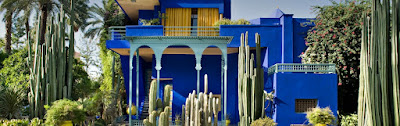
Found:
107,0 -> 338,125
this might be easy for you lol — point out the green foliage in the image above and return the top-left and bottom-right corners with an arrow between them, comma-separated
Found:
250,117 -> 276,126
0,85 -> 25,119
29,118 -> 44,126
44,99 -> 86,125
82,91 -> 104,116
72,59 -> 99,100
213,18 -> 251,26
0,119 -> 29,126
0,118 -> 44,126
140,18 -> 160,25
300,1 -> 369,114
98,0 -> 126,91
306,107 -> 336,125
0,48 -> 29,91
340,114 -> 357,126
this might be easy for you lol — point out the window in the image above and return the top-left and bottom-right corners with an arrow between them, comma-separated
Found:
295,99 -> 318,113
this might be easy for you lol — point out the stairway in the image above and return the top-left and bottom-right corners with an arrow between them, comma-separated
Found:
140,96 -> 150,119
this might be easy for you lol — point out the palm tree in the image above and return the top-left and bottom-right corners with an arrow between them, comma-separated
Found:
84,0 -> 106,39
0,0 -> 17,54
13,0 -> 35,40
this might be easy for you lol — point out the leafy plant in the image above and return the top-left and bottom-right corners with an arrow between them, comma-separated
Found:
140,18 -> 160,25
213,18 -> 251,26
306,107 -> 335,125
340,114 -> 357,126
0,85 -> 25,119
300,1 -> 370,114
44,99 -> 86,125
0,119 -> 29,126
0,47 -> 29,92
250,117 -> 276,126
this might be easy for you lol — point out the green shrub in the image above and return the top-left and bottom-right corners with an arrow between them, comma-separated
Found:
140,18 -> 160,25
29,118 -> 43,126
44,99 -> 86,125
340,114 -> 357,126
213,18 -> 251,26
306,107 -> 336,125
250,117 -> 276,126
82,91 -> 103,116
0,119 -> 29,126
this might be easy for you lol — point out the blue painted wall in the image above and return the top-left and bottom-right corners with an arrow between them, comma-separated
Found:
292,18 -> 314,63
270,73 -> 338,126
126,25 -> 164,36
120,55 -> 146,116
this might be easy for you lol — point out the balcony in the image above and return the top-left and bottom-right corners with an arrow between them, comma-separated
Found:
109,25 -> 219,40
267,63 -> 336,75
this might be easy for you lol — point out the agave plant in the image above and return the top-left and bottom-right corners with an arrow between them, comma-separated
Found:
0,86 -> 25,119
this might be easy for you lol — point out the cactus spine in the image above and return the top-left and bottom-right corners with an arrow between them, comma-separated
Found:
238,32 -> 266,125
27,0 -> 76,118
181,74 -> 221,126
358,0 -> 400,125
144,80 -> 172,126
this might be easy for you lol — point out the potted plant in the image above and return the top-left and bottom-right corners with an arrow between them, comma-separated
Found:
225,114 -> 231,126
250,117 -> 277,126
306,107 -> 335,126
44,99 -> 86,126
175,115 -> 181,125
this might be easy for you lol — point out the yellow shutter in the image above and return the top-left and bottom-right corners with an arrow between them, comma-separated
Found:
198,8 -> 219,36
165,8 -> 191,36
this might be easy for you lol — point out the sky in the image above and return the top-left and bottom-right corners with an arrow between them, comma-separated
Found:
0,0 -> 340,77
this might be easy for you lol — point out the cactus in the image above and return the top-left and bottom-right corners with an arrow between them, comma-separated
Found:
27,0 -> 76,118
144,80 -> 172,126
181,74 -> 221,126
358,0 -> 400,125
238,32 -> 269,125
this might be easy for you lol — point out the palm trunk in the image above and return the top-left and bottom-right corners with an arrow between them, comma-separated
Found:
39,4 -> 48,44
5,11 -> 13,54
25,19 -> 30,40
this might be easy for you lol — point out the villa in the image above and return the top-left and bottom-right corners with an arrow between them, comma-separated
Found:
106,0 -> 338,125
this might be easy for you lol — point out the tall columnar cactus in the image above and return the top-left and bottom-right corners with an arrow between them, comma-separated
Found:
181,74 -> 221,126
144,80 -> 172,126
27,0 -> 76,118
358,0 -> 400,125
238,32 -> 266,125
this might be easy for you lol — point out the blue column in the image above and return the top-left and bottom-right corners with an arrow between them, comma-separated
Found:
280,14 -> 294,63
128,47 -> 134,125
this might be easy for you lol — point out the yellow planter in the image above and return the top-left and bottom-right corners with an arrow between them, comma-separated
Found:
226,120 -> 230,126
60,121 -> 73,126
126,105 -> 137,115
315,124 -> 327,126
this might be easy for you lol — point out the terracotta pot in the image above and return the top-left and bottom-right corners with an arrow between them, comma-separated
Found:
60,121 -> 73,126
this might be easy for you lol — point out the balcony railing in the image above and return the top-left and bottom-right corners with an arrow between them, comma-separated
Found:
267,63 -> 336,75
108,26 -> 220,40
109,26 -> 126,40
163,26 -> 219,36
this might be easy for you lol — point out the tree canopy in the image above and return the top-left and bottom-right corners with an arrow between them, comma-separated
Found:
300,1 -> 370,114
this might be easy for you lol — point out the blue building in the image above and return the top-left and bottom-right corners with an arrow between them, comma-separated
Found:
107,0 -> 337,125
